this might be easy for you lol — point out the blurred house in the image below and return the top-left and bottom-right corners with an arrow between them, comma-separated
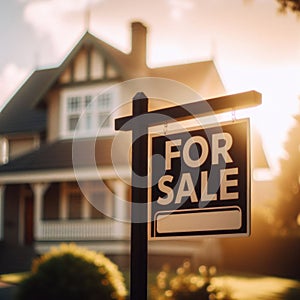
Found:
0,22 -> 268,272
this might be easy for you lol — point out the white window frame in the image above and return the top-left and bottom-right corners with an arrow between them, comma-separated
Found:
60,85 -> 118,139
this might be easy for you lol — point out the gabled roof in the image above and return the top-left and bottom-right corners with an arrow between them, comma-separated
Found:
150,61 -> 225,99
0,68 -> 58,135
0,28 -> 225,136
0,31 -> 133,135
33,31 -> 132,108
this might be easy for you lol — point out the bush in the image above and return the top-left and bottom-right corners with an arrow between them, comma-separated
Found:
16,243 -> 127,300
150,260 -> 232,300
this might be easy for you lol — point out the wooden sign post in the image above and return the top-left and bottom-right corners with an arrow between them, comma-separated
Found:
129,92 -> 148,300
115,90 -> 261,300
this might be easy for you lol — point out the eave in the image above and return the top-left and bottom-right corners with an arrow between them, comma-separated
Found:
0,166 -> 130,184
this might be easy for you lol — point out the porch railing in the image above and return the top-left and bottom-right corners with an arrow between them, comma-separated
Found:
38,219 -> 130,241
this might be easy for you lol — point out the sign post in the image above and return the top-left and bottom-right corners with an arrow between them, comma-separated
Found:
115,90 -> 261,300
130,92 -> 148,300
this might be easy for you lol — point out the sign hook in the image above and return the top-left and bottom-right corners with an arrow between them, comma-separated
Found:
163,121 -> 168,135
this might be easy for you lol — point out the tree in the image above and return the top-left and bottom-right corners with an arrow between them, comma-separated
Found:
274,114 -> 300,235
277,0 -> 300,14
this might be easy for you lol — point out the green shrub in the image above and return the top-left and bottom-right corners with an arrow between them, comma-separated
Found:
16,243 -> 127,300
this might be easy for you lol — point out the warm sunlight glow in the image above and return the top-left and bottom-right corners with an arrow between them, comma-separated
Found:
215,276 -> 300,300
221,64 -> 300,174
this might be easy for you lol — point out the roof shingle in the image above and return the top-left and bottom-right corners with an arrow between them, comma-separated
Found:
0,68 -> 59,135
0,138 -> 118,173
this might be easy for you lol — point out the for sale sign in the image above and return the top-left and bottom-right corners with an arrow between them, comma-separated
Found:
149,119 -> 250,239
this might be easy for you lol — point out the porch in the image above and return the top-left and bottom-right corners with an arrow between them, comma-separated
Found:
0,177 -> 131,250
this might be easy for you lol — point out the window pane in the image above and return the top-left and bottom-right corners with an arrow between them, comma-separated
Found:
91,205 -> 106,219
65,92 -> 113,134
68,115 -> 79,131
98,113 -> 110,128
85,95 -> 92,110
43,187 -> 59,220
67,97 -> 81,113
85,113 -> 92,130
68,193 -> 82,219
90,192 -> 106,219
97,93 -> 111,110
43,198 -> 59,220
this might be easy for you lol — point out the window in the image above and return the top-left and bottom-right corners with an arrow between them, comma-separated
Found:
67,96 -> 81,131
90,192 -> 106,219
97,94 -> 111,128
85,95 -> 92,108
68,192 -> 82,219
43,196 -> 59,220
43,183 -> 59,220
67,96 -> 81,112
63,91 -> 114,137
68,115 -> 80,131
61,181 -> 112,220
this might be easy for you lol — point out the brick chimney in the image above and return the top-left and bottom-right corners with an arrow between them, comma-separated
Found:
131,21 -> 147,67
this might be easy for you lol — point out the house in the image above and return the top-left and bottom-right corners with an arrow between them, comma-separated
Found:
0,21 -> 267,272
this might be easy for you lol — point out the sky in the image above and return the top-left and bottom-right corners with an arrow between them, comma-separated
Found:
1,0 -> 300,173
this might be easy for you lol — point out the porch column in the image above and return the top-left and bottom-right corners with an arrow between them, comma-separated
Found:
31,183 -> 50,240
113,180 -> 128,238
0,185 -> 6,240
60,183 -> 68,220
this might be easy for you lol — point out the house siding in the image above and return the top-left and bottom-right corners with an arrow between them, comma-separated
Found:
8,136 -> 40,160
90,47 -> 105,80
74,48 -> 88,82
47,89 -> 60,142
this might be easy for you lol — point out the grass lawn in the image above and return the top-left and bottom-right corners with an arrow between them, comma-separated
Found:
1,271 -> 299,300
213,275 -> 300,300
146,270 -> 300,300
0,273 -> 28,285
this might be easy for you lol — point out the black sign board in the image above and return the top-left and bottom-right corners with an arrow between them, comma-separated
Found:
149,119 -> 250,238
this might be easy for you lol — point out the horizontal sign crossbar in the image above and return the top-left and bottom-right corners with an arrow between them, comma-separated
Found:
115,90 -> 261,131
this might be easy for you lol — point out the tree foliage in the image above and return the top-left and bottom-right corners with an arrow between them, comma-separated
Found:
274,115 -> 300,235
277,0 -> 300,14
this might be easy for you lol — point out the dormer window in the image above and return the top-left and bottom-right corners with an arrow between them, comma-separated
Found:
61,85 -> 117,138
